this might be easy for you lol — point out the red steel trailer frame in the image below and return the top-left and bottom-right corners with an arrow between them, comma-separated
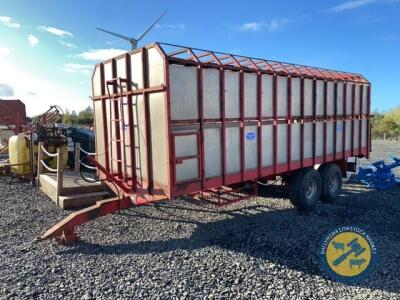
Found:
0,99 -> 26,134
40,43 -> 371,243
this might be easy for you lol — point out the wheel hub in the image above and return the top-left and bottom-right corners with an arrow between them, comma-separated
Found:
305,180 -> 317,200
328,174 -> 339,193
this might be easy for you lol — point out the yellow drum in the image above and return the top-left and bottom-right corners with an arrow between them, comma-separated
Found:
9,134 -> 30,175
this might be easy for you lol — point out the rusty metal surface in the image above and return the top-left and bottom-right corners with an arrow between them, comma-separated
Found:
0,99 -> 26,134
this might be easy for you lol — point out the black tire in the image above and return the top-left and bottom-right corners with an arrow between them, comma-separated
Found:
319,163 -> 342,203
288,168 -> 322,211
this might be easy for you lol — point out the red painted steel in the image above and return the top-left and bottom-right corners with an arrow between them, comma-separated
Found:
0,99 -> 26,134
40,42 -> 372,243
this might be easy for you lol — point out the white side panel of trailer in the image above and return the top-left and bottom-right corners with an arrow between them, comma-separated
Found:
336,121 -> 344,153
337,82 -> 344,116
245,125 -> 258,170
345,120 -> 352,150
346,83 -> 353,115
327,81 -> 334,116
291,122 -> 301,161
148,47 -> 164,87
150,92 -> 169,187
204,126 -> 222,178
122,96 -> 132,178
277,76 -> 288,117
304,78 -> 313,116
354,121 -> 360,149
169,64 -> 199,120
277,124 -> 288,164
362,85 -> 368,115
291,77 -> 301,117
327,120 -> 334,155
116,56 -> 127,80
261,124 -> 273,166
93,101 -> 105,166
92,66 -> 102,97
203,68 -> 220,119
354,84 -> 361,115
176,158 -> 198,182
225,71 -> 240,118
104,61 -> 113,93
262,75 -> 273,118
304,122 -> 313,158
316,80 -> 324,116
244,73 -> 257,118
132,95 -> 148,183
361,119 -> 368,147
130,51 -> 143,90
316,122 -> 324,157
226,125 -> 241,174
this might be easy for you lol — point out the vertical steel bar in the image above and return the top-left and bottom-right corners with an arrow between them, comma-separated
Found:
359,84 -> 363,155
273,75 -> 278,173
125,54 -> 136,191
333,81 -> 338,161
112,59 -> 123,177
220,68 -> 227,185
351,83 -> 355,157
257,72 -> 262,177
342,82 -> 347,158
367,85 -> 371,157
300,77 -> 305,168
197,65 -> 205,191
240,71 -> 245,181
100,64 -> 110,172
323,80 -> 328,163
142,48 -> 154,193
287,76 -> 292,170
312,79 -> 317,165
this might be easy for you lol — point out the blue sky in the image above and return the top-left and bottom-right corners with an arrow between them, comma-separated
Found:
0,0 -> 399,116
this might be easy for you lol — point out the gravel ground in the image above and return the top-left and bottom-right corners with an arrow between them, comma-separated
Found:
1,140 -> 400,299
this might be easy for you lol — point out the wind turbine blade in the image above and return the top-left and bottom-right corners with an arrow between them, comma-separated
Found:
136,9 -> 167,41
96,27 -> 132,41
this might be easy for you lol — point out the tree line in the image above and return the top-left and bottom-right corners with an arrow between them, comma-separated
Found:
62,106 -> 94,125
372,107 -> 400,140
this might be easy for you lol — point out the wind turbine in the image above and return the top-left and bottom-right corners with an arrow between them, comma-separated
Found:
96,9 -> 167,50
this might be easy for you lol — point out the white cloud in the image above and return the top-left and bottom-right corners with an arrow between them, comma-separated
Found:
156,22 -> 186,30
0,83 -> 15,96
239,18 -> 291,32
63,63 -> 93,76
0,16 -> 20,28
0,55 -> 91,116
58,40 -> 77,49
28,34 -> 39,47
38,26 -> 73,37
325,0 -> 375,12
0,46 -> 10,56
77,48 -> 126,61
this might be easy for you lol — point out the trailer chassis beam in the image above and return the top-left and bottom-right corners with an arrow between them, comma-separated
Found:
39,196 -> 131,244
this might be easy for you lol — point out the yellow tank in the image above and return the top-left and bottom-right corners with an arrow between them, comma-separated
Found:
9,134 -> 30,175
48,144 -> 68,169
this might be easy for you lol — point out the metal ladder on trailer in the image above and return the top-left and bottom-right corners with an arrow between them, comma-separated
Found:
106,77 -> 136,191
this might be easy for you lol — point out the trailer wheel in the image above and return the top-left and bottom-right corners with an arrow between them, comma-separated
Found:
319,163 -> 342,203
288,168 -> 322,211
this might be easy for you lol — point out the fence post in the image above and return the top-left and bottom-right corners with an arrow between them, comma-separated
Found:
37,142 -> 44,187
29,133 -> 35,186
74,142 -> 80,172
56,148 -> 63,207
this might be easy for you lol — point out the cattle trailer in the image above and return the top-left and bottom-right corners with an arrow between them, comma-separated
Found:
41,42 -> 371,243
